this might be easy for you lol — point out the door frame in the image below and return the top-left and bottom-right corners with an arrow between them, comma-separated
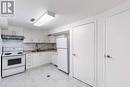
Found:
104,4 -> 130,87
71,19 -> 97,87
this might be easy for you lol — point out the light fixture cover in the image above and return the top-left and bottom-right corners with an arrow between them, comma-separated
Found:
34,11 -> 55,26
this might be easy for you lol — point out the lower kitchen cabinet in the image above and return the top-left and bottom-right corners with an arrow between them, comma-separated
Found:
38,52 -> 51,66
31,53 -> 40,68
26,52 -> 52,70
26,54 -> 33,69
51,52 -> 58,65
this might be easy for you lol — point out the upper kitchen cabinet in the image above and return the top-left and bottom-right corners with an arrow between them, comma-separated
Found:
23,29 -> 33,43
23,29 -> 49,43
2,26 -> 23,36
36,31 -> 49,43
0,18 -> 8,29
48,36 -> 56,43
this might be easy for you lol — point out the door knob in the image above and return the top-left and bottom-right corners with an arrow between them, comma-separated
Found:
72,54 -> 76,56
105,54 -> 112,58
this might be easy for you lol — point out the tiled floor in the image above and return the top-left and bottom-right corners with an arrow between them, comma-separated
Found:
1,64 -> 90,87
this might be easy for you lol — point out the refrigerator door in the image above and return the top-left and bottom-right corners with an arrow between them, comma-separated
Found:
56,37 -> 67,48
57,49 -> 68,73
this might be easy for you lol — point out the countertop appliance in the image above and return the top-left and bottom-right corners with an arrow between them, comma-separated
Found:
1,38 -> 25,78
56,37 -> 69,73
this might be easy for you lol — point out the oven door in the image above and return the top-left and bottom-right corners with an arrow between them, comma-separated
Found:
2,55 -> 25,70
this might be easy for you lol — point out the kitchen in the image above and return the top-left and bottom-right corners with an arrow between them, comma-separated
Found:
0,0 -> 130,87
0,24 -> 70,86
1,25 -> 69,75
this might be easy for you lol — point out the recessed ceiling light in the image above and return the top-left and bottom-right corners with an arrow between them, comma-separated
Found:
34,11 -> 55,26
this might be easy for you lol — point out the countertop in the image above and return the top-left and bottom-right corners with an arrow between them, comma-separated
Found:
24,49 -> 57,54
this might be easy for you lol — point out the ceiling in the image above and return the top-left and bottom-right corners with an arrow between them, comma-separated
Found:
8,0 -> 128,30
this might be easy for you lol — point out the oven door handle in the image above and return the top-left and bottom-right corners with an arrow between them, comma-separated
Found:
2,55 -> 24,58
2,55 -> 25,59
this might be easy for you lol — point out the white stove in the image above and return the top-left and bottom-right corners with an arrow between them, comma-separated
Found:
2,47 -> 25,77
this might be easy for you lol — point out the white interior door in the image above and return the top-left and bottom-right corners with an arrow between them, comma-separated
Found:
72,23 -> 95,86
105,9 -> 130,87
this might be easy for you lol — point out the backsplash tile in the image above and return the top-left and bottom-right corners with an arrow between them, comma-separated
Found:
23,43 -> 56,51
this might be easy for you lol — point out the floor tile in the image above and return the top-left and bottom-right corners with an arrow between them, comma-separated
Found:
1,64 -> 90,87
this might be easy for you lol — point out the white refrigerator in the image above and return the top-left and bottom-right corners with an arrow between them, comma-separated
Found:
56,37 -> 69,73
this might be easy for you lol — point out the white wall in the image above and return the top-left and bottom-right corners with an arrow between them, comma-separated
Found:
48,25 -> 71,34
48,1 -> 130,87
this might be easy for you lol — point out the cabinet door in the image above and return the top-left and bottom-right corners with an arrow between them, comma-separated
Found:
23,29 -> 49,43
37,32 -> 46,43
42,33 -> 49,43
2,29 -> 12,35
2,27 -> 23,36
51,52 -> 58,65
26,54 -> 33,69
37,53 -> 44,66
48,36 -> 56,43
105,10 -> 130,87
30,30 -> 49,43
39,52 -> 45,65
32,53 -> 40,67
26,52 -> 52,69
24,29 -> 33,43
31,30 -> 39,42
72,23 -> 95,86
40,52 -> 51,65
0,18 -> 8,29
9,26 -> 23,36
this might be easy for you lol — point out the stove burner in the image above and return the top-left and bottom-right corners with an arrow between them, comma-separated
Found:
47,75 -> 51,78
18,52 -> 23,54
5,53 -> 12,55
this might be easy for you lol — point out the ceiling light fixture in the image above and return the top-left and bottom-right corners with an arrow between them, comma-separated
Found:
34,11 -> 55,26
